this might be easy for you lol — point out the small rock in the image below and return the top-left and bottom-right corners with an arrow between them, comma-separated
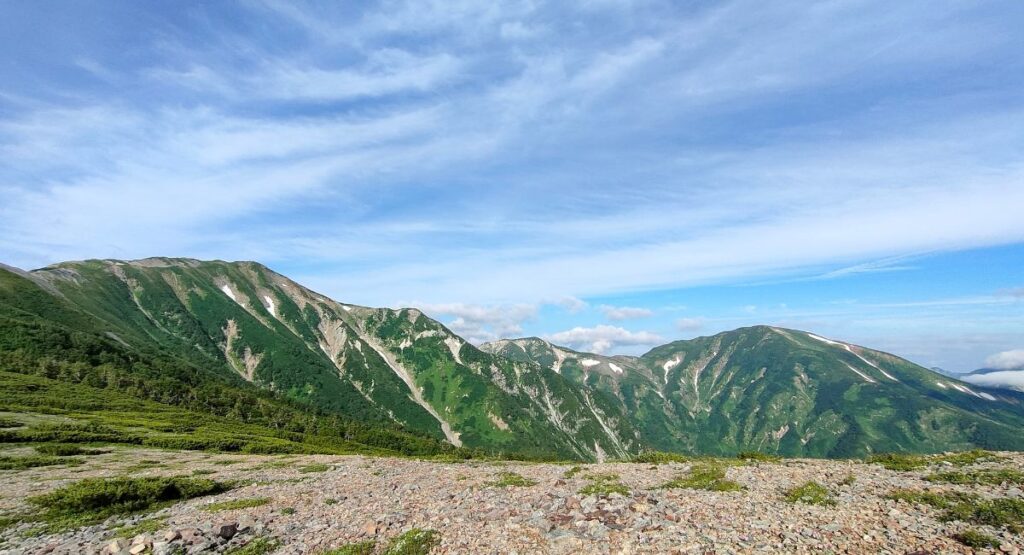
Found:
215,522 -> 238,540
362,520 -> 378,536
103,539 -> 127,555
163,530 -> 181,542
129,543 -> 149,555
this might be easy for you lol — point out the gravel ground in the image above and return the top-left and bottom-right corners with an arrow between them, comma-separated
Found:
1,448 -> 1022,554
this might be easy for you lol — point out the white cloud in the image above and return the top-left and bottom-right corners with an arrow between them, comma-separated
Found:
675,317 -> 705,332
962,371 -> 1024,392
983,349 -> 1024,370
599,305 -> 653,321
416,302 -> 537,344
545,325 -> 663,354
552,296 -> 588,314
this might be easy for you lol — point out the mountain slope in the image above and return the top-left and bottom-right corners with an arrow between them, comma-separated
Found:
3,258 -> 635,460
484,327 -> 1024,457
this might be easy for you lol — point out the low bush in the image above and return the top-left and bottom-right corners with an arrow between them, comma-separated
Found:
952,529 -> 1000,548
0,455 -> 84,470
384,528 -> 440,555
226,536 -> 281,555
925,468 -> 1024,486
579,473 -> 630,497
298,463 -> 331,473
737,451 -> 781,463
488,471 -> 536,488
631,450 -> 690,464
204,497 -> 270,512
658,464 -> 743,492
784,481 -> 835,506
27,476 -> 228,530
323,540 -> 375,555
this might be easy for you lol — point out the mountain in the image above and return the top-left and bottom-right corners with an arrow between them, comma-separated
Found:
0,258 -> 634,461
962,367 -> 1024,393
482,328 -> 1024,458
3,257 -> 1024,461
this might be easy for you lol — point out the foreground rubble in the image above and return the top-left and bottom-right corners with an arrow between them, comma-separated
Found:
1,448 -> 1022,554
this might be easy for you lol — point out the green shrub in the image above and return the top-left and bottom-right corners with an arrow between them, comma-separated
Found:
885,488 -> 977,509
203,497 -> 270,512
943,497 -> 1024,530
658,464 -> 743,492
34,444 -> 103,457
631,450 -> 690,464
298,463 -> 331,473
281,507 -> 296,515
384,528 -> 440,555
0,418 -> 23,428
933,450 -> 1005,467
28,476 -> 228,530
866,453 -> 926,471
579,473 -> 630,497
111,516 -> 167,539
926,468 -> 1024,485
952,529 -> 1000,548
784,481 -> 835,506
563,465 -> 583,479
737,451 -> 781,463
0,455 -> 84,470
488,471 -> 536,487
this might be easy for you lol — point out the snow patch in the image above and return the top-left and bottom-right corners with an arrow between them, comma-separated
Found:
979,392 -> 997,401
444,336 -> 464,364
220,284 -> 237,302
662,356 -> 682,373
844,363 -> 877,383
936,382 -> 948,389
608,363 -> 624,374
342,305 -> 352,312
262,295 -> 276,316
581,359 -> 600,367
808,332 -> 899,382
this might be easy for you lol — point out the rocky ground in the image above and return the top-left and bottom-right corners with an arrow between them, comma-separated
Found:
1,447 -> 1023,554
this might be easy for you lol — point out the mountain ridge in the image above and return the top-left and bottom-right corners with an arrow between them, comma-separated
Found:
2,257 -> 1023,460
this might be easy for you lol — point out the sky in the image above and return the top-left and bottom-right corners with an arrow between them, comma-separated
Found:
1,0 -> 1022,372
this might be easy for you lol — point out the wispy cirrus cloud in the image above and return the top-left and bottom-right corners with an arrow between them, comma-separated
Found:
0,0 -> 1022,370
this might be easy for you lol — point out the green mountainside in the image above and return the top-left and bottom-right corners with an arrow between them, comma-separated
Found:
0,259 -> 634,461
2,257 -> 1023,461
482,328 -> 1024,458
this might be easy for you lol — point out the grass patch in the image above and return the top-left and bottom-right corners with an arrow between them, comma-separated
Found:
226,536 -> 281,555
952,529 -> 1000,549
579,473 -> 630,497
867,450 -> 1005,471
27,476 -> 228,532
488,471 -> 537,488
631,450 -> 690,464
784,481 -> 835,506
886,488 -> 977,509
281,507 -> 295,515
866,453 -> 926,471
0,418 -> 24,428
298,463 -> 331,473
887,489 -> 1024,531
324,498 -> 338,505
944,497 -> 1024,531
204,497 -> 270,512
212,459 -> 243,466
563,465 -> 583,479
657,464 -> 743,492
34,444 -> 104,457
0,455 -> 84,470
323,540 -> 375,555
384,528 -> 440,555
839,474 -> 856,486
737,451 -> 781,463
111,516 -> 167,539
935,450 -> 1006,467
926,468 -> 1024,485
192,469 -> 216,476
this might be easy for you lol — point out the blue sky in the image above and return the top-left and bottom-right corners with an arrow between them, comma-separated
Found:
1,1 -> 1022,372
